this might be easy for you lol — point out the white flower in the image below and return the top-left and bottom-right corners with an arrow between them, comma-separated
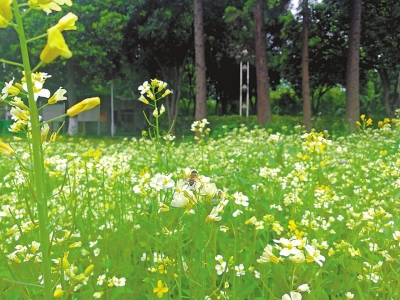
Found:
1,77 -> 19,99
345,292 -> 354,299
150,173 -> 175,191
235,264 -> 245,276
159,104 -> 165,115
138,81 -> 150,94
215,261 -> 227,275
393,231 -> 400,246
22,80 -> 50,101
171,187 -> 197,208
30,241 -> 40,252
282,291 -> 302,300
97,274 -> 106,285
215,254 -> 224,262
305,244 -> 325,266
297,283 -> 311,293
93,248 -> 100,257
233,210 -> 243,217
206,206 -> 222,223
289,250 -> 305,264
113,277 -> 126,287
233,192 -> 249,207
274,237 -> 303,256
93,291 -> 104,298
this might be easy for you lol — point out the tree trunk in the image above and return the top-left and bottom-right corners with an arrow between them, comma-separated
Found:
345,0 -> 362,130
302,0 -> 312,132
66,59 -> 78,136
254,0 -> 271,125
194,0 -> 207,121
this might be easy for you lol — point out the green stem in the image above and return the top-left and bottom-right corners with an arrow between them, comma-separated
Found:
32,60 -> 44,73
0,58 -> 23,68
12,1 -> 53,299
177,220 -> 184,300
20,5 -> 33,18
39,113 -> 68,126
26,33 -> 47,44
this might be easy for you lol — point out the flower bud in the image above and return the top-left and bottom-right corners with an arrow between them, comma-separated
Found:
161,89 -> 172,98
53,289 -> 64,298
62,253 -> 70,269
0,141 -> 14,156
67,97 -> 100,117
41,124 -> 49,142
139,95 -> 149,104
84,264 -> 95,277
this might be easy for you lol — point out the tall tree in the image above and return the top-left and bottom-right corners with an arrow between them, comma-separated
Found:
194,0 -> 207,121
253,0 -> 271,125
302,0 -> 311,131
345,0 -> 362,129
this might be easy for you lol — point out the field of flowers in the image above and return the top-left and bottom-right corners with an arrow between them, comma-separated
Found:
0,116 -> 400,300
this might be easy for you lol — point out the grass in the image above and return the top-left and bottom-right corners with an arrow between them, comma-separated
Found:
0,118 -> 399,300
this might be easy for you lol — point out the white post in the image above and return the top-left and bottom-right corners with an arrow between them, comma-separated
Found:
239,61 -> 243,116
110,81 -> 114,137
246,61 -> 250,118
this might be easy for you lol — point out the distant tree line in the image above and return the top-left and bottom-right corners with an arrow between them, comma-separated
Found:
1,0 -> 399,131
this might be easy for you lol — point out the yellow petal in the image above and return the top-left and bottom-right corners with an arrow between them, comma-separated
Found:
0,141 -> 14,156
40,27 -> 72,64
53,289 -> 64,298
67,97 -> 100,117
0,0 -> 13,21
0,13 -> 8,28
56,12 -> 78,31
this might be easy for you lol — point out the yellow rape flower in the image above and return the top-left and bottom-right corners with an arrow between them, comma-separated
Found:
53,289 -> 64,298
10,97 -> 29,110
40,27 -> 72,63
55,12 -> 78,31
1,78 -> 20,99
29,0 -> 72,14
288,220 -> 297,231
0,14 -> 8,28
69,241 -> 82,248
66,97 -> 100,117
153,280 -> 168,298
48,87 -> 67,104
0,140 -> 14,156
0,0 -> 12,21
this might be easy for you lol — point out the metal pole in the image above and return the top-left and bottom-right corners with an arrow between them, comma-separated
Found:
246,61 -> 249,118
239,61 -> 243,116
110,81 -> 114,137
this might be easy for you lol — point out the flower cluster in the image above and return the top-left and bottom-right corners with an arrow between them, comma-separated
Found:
138,79 -> 172,118
356,114 -> 373,130
171,168 -> 218,211
257,236 -> 326,267
191,118 -> 210,142
301,131 -> 331,154
1,72 -> 99,135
